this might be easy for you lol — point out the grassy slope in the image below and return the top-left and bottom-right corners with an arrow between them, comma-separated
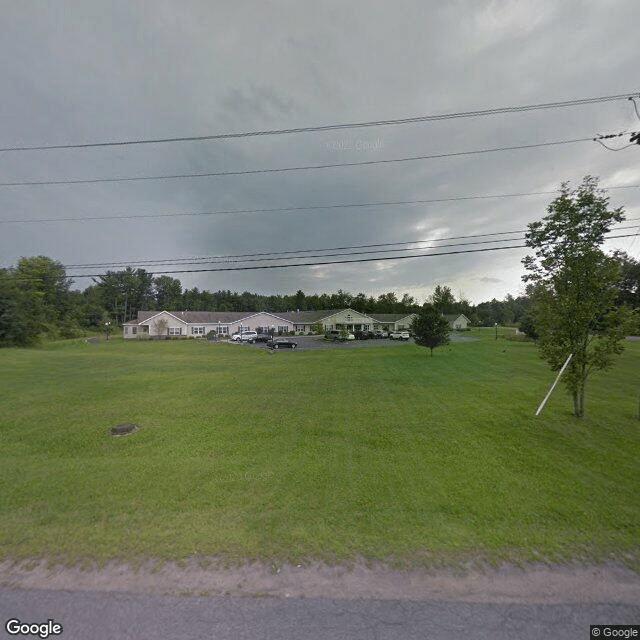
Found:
0,333 -> 638,567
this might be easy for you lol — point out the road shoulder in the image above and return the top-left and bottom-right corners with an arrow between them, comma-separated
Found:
1,558 -> 638,603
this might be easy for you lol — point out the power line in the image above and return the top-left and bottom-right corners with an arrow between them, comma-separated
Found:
64,244 -> 529,277
0,92 -> 635,152
60,233 -> 639,278
68,236 -> 527,270
63,229 -> 528,268
594,130 -> 640,151
0,190 -> 559,224
55,220 -> 640,270
2,184 -> 638,225
64,226 -> 637,269
0,137 -> 593,188
44,220 -> 640,270
6,231 -> 637,282
1,243 -> 526,282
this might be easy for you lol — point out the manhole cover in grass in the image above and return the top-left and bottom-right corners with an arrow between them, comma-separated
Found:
110,423 -> 140,436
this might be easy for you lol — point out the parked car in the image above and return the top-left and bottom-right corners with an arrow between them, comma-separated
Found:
267,337 -> 298,349
374,330 -> 388,339
230,331 -> 258,342
252,333 -> 271,343
354,330 -> 374,340
325,330 -> 355,341
389,331 -> 410,341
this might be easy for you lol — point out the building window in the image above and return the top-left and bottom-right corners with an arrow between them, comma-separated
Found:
277,326 -> 288,334
217,326 -> 228,335
169,327 -> 181,336
131,327 -> 137,334
191,326 -> 205,335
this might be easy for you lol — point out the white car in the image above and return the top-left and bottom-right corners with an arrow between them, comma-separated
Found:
389,331 -> 410,341
230,331 -> 258,343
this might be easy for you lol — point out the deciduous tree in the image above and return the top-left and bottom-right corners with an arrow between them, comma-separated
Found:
522,176 -> 630,418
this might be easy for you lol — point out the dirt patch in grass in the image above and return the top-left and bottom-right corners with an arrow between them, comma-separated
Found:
1,558 -> 638,603
109,423 -> 139,436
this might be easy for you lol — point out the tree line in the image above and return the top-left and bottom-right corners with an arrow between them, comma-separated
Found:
1,243 -> 638,348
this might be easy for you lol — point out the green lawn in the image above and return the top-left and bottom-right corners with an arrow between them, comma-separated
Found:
1,331 -> 638,569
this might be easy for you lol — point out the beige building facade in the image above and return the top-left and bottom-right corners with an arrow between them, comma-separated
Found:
123,308 -> 419,339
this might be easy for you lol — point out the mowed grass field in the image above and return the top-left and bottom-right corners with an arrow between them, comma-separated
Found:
1,331 -> 638,569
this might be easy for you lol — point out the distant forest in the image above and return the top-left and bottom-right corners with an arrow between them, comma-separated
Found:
1,254 -> 639,346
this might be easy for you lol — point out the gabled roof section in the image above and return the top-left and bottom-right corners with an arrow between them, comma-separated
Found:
443,313 -> 471,322
278,309 -> 339,323
128,310 -> 188,325
237,310 -> 293,324
368,312 -> 418,322
314,308 -> 379,323
131,310 -> 293,325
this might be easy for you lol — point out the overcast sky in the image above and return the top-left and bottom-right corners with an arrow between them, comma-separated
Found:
0,0 -> 638,305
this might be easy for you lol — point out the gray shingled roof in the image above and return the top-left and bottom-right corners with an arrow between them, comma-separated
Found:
368,312 -> 417,322
278,309 -> 340,323
282,310 -> 416,323
128,310 -> 293,325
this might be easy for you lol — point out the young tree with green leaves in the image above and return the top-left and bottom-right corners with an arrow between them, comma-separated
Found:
411,305 -> 451,357
522,176 -> 630,418
429,284 -> 456,314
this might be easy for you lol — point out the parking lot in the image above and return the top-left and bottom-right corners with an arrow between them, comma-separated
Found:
228,333 -> 477,351
225,335 -> 407,350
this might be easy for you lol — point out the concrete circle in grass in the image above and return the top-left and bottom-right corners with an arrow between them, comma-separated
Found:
110,423 -> 140,436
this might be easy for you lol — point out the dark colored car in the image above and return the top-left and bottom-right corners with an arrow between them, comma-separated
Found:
267,337 -> 298,350
354,330 -> 374,340
252,333 -> 271,342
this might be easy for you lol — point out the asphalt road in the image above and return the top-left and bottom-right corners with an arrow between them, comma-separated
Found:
2,588 -> 638,640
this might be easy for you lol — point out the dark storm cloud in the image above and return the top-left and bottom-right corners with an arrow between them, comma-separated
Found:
0,0 -> 638,304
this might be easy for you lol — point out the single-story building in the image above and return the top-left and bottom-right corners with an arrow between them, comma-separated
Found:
123,310 -> 295,339
443,313 -> 471,330
282,309 -> 417,334
123,308 -> 419,339
368,312 -> 417,332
